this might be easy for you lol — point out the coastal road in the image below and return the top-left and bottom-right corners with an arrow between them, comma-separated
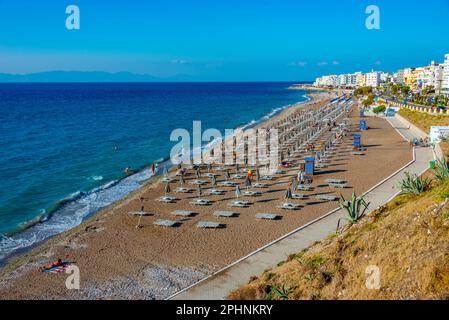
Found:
168,114 -> 435,300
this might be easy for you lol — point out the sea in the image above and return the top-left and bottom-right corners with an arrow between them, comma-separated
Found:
0,82 -> 309,262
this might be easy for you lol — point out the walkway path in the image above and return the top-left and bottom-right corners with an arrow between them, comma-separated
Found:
169,115 -> 435,300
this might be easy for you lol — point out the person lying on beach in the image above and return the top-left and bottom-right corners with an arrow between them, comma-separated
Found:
38,259 -> 74,273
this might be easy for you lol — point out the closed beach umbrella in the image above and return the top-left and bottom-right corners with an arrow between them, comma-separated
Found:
164,183 -> 171,197
235,185 -> 241,199
256,167 -> 260,181
163,165 -> 168,177
291,177 -> 298,191
245,176 -> 252,190
179,175 -> 185,187
207,163 -> 212,172
196,167 -> 201,178
211,175 -> 217,187
225,169 -> 230,181
284,187 -> 292,200
197,185 -> 202,198
236,163 -> 240,173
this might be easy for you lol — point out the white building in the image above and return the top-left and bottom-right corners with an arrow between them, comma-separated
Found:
365,71 -> 381,87
396,68 -> 412,85
442,54 -> 449,97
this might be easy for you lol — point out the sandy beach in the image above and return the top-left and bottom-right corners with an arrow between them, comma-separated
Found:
0,92 -> 412,299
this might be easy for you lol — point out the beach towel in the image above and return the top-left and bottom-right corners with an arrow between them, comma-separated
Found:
39,261 -> 74,273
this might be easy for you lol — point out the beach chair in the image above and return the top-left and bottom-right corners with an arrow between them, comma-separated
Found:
273,169 -> 285,175
175,187 -> 193,193
208,189 -> 226,195
203,173 -> 217,178
315,195 -> 338,201
196,221 -> 224,229
232,174 -> 245,179
278,203 -> 301,210
254,183 -> 269,188
190,180 -> 207,186
158,196 -> 177,203
190,199 -> 213,206
256,213 -> 281,220
297,185 -> 313,191
243,191 -> 262,197
128,211 -> 152,216
153,219 -> 178,227
352,151 -> 365,156
328,182 -> 347,189
291,194 -> 306,200
260,175 -> 276,181
171,210 -> 195,217
161,178 -> 175,183
213,211 -> 239,218
220,181 -> 238,187
228,200 -> 250,208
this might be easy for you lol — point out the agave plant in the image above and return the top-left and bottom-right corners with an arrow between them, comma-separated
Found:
434,158 -> 449,182
398,172 -> 432,195
337,192 -> 370,231
268,284 -> 293,300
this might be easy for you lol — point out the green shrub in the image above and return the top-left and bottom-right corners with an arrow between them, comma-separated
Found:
434,159 -> 449,182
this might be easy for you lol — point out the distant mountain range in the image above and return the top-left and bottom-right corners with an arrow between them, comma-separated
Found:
0,71 -> 198,83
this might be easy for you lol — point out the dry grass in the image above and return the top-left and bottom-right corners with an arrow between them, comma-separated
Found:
398,109 -> 449,133
228,180 -> 449,300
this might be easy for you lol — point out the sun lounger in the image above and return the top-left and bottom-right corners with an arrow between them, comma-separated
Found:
243,191 -> 262,197
171,210 -> 195,217
213,211 -> 239,217
216,166 -> 226,171
352,151 -> 365,156
260,175 -> 276,181
175,187 -> 193,193
190,199 -> 213,206
273,170 -> 285,175
278,203 -> 301,210
128,211 -> 152,216
297,185 -> 313,191
315,195 -> 338,201
232,174 -> 245,179
220,181 -> 237,187
203,173 -> 217,178
256,213 -> 281,220
161,177 -> 175,183
158,196 -> 176,203
190,180 -> 207,185
228,200 -> 250,208
254,183 -> 269,188
196,221 -> 224,228
325,179 -> 346,184
153,219 -> 178,227
208,189 -> 226,195
328,182 -> 347,189
291,194 -> 306,200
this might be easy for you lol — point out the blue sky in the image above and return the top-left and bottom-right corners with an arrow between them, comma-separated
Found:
0,0 -> 448,81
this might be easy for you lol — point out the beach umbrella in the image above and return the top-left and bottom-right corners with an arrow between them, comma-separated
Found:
196,167 -> 201,178
291,177 -> 298,191
207,163 -> 212,172
256,167 -> 260,181
164,182 -> 171,197
245,176 -> 252,190
179,175 -> 185,187
225,169 -> 230,181
284,188 -> 292,200
163,165 -> 168,177
197,185 -> 202,198
211,175 -> 217,187
236,163 -> 240,173
235,185 -> 241,199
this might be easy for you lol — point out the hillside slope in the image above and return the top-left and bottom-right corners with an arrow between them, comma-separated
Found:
229,179 -> 449,300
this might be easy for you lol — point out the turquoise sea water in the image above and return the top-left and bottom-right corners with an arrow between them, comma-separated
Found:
0,82 -> 309,261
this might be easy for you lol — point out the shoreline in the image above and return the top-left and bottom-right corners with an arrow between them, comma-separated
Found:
0,91 -> 412,299
0,91 -> 326,269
